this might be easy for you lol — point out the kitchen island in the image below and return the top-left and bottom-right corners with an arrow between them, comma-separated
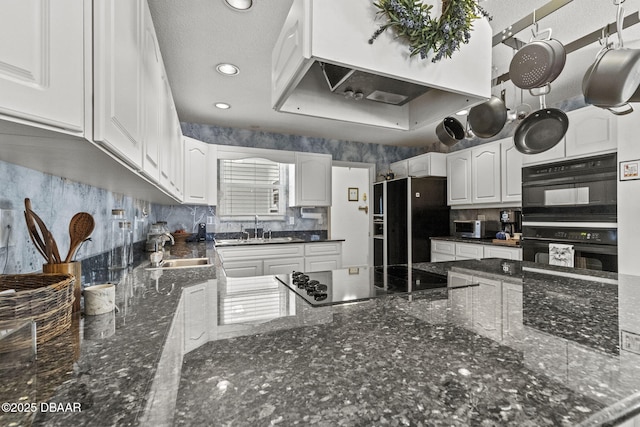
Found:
2,246 -> 639,426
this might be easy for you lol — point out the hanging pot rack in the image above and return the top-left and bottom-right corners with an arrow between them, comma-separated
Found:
493,1 -> 640,86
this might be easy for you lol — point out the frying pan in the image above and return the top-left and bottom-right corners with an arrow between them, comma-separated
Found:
513,96 -> 568,155
582,3 -> 640,114
509,27 -> 566,93
436,117 -> 465,147
468,95 -> 507,138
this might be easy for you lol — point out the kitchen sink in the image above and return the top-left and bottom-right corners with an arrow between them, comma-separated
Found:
214,237 -> 302,246
147,257 -> 212,270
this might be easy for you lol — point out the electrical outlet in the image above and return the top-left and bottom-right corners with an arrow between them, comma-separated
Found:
0,209 -> 17,248
621,330 -> 640,355
289,216 -> 295,225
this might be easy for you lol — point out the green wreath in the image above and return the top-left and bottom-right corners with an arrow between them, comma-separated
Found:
369,0 -> 491,63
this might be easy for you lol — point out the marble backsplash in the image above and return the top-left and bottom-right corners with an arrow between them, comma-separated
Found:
1,124 -> 435,274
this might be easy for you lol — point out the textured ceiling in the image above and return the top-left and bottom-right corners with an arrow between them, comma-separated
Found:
148,0 -> 640,147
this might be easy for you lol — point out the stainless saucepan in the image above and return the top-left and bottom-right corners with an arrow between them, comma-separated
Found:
509,27 -> 566,93
436,117 -> 465,147
582,3 -> 640,115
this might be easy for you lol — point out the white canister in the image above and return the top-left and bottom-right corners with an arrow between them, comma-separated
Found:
84,284 -> 115,315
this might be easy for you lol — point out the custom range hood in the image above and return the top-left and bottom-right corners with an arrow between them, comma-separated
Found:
272,0 -> 492,130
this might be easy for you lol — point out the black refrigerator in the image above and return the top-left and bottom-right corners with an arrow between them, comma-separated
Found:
383,176 -> 450,265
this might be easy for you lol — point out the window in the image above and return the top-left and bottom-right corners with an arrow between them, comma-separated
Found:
218,158 -> 287,217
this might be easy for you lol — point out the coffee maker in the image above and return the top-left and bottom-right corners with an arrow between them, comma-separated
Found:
499,210 -> 522,236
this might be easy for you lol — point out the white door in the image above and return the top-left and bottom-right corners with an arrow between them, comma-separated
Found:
330,165 -> 371,267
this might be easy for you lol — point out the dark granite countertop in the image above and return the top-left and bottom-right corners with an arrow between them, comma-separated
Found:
0,242 -> 216,427
4,251 -> 640,426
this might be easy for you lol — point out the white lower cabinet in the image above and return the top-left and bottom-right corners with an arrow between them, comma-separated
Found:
455,243 -> 485,260
431,239 -> 522,262
263,257 -> 305,275
218,242 -> 342,277
471,276 -> 503,341
483,245 -> 523,260
447,270 -> 522,345
183,282 -> 209,354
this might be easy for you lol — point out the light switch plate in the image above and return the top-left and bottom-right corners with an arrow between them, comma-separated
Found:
0,209 -> 17,248
621,330 -> 640,355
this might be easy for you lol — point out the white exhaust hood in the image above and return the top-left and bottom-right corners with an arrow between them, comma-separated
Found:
272,0 -> 492,130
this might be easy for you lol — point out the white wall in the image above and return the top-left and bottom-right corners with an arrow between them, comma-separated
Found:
617,112 -> 640,275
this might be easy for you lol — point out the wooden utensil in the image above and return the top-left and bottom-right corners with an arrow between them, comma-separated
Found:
64,212 -> 95,263
24,209 -> 48,261
25,201 -> 62,264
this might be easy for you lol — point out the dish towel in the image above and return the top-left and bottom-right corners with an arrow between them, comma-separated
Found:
549,243 -> 575,267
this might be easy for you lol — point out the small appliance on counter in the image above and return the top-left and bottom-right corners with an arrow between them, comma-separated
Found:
499,210 -> 522,237
453,220 -> 497,239
194,223 -> 207,241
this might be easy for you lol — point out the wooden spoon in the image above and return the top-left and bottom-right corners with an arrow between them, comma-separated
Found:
28,208 -> 61,264
65,212 -> 95,263
25,199 -> 62,263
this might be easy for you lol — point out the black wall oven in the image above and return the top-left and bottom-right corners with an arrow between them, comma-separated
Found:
521,153 -> 618,272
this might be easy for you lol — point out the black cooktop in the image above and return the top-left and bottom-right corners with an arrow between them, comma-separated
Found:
275,266 -> 448,307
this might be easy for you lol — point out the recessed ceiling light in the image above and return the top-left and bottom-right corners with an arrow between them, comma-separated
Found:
456,109 -> 469,116
224,0 -> 253,11
216,63 -> 240,76
215,102 -> 231,110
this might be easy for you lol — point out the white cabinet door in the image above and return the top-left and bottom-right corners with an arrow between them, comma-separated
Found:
94,0 -> 144,169
502,282 -> 523,345
264,257 -> 304,275
0,0 -> 84,133
431,252 -> 456,262
305,255 -> 341,272
471,142 -> 501,204
565,106 -> 618,158
223,260 -> 263,278
455,243 -> 484,260
472,276 -> 502,341
294,152 -> 332,206
183,283 -> 208,353
448,271 -> 474,327
447,151 -> 472,205
431,240 -> 456,255
141,2 -> 163,181
500,139 -> 523,204
408,152 -> 446,177
483,245 -> 522,260
183,137 -> 214,205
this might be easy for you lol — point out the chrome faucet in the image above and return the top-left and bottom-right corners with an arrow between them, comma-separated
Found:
255,215 -> 259,240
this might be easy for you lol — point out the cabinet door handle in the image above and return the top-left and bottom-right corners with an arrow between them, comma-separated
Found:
358,206 -> 369,214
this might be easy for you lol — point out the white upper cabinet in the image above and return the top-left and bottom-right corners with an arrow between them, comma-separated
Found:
93,0 -> 144,169
447,140 -> 522,207
183,137 -> 217,206
390,160 -> 408,178
522,106 -> 618,166
141,1 -> 163,182
0,0 -> 85,133
293,152 -> 332,206
564,106 -> 617,158
408,152 -> 447,177
471,142 -> 501,204
500,138 -> 523,204
447,150 -> 472,205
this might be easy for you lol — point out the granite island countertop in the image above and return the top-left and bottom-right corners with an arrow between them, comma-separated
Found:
0,242 -> 217,427
4,251 -> 640,426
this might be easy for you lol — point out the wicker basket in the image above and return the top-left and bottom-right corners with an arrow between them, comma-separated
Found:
0,274 -> 75,352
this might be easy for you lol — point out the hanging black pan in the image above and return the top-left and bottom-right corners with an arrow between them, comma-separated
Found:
436,117 -> 465,147
513,96 -> 568,154
468,94 -> 508,138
